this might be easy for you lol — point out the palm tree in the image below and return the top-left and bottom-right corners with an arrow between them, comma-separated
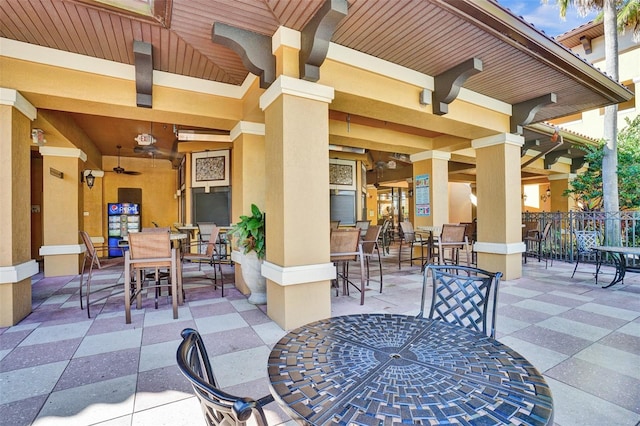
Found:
547,0 -> 637,245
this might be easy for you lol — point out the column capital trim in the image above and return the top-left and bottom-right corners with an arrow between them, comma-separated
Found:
230,121 -> 265,141
39,146 -> 88,162
411,150 -> 451,162
474,241 -> 526,255
272,26 -> 301,52
548,173 -> 576,181
0,88 -> 37,120
0,260 -> 39,284
262,260 -> 335,286
259,75 -> 334,110
472,133 -> 524,149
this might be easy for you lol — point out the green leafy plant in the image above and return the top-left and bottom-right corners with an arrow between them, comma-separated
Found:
229,204 -> 265,259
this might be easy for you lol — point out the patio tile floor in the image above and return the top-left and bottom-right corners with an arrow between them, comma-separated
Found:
1,247 -> 639,426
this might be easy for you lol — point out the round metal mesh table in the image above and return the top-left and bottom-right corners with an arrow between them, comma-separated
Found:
268,314 -> 553,425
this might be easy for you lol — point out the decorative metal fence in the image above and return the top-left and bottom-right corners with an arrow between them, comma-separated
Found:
522,211 -> 640,268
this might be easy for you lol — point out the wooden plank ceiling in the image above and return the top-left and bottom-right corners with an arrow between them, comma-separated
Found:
0,0 -> 625,164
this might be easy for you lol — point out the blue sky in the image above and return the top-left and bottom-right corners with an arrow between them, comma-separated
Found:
497,0 -> 598,37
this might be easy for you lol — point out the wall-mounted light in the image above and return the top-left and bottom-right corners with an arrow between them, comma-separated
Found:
522,193 -> 528,202
541,188 -> 551,202
81,170 -> 95,189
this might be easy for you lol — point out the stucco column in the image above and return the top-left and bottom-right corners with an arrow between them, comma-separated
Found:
549,173 -> 577,212
39,146 -> 86,277
472,133 -> 525,280
410,150 -> 451,228
230,121 -> 266,296
259,76 -> 336,330
0,89 -> 39,326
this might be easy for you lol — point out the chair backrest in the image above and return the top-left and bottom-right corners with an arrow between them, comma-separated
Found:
330,220 -> 340,229
361,225 -> 382,255
176,328 -> 270,426
198,222 -> 217,242
204,226 -> 221,257
330,228 -> 361,261
540,221 -> 552,240
420,264 -> 502,338
575,230 -> 599,253
128,231 -> 171,260
355,220 -> 370,230
440,224 -> 467,244
460,221 -> 476,244
399,221 -> 416,243
79,230 -> 100,267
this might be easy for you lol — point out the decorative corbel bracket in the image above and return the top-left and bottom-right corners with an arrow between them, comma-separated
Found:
433,57 -> 483,115
212,22 -> 275,89
521,139 -> 540,157
299,0 -> 348,82
510,93 -> 557,135
544,148 -> 572,169
571,156 -> 587,173
134,41 -> 153,108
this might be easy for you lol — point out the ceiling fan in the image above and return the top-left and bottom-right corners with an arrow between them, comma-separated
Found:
111,145 -> 141,175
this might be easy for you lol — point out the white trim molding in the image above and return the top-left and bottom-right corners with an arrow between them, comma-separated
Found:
472,133 -> 524,149
411,150 -> 451,162
0,260 -> 39,284
262,261 -> 336,286
39,146 -> 88,162
474,242 -> 526,255
272,26 -> 301,52
39,244 -> 84,256
260,75 -> 334,110
230,121 -> 265,141
0,88 -> 37,120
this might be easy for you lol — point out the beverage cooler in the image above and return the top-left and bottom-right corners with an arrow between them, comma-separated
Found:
107,203 -> 140,257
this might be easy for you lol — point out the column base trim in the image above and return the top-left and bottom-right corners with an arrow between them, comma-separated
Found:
262,261 -> 336,286
39,244 -> 84,256
474,242 -> 525,255
0,260 -> 39,283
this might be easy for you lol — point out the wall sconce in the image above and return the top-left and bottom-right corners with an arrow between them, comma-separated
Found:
81,170 -> 95,189
541,188 -> 551,202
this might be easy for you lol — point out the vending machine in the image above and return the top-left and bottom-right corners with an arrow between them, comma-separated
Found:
107,202 -> 140,257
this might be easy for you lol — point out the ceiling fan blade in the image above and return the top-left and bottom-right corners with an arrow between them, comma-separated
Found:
123,170 -> 142,175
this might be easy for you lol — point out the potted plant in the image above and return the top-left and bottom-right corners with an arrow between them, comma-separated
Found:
229,204 -> 266,304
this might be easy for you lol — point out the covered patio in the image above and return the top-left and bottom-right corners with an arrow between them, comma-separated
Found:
1,254 -> 638,426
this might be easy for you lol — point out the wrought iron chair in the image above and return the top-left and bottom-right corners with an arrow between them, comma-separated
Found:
78,230 -> 124,318
420,264 -> 502,338
571,230 -> 601,278
330,228 -> 366,304
360,225 -> 383,292
524,221 -> 553,268
398,221 -> 430,270
176,328 -> 274,426
378,219 -> 392,255
182,226 -> 225,296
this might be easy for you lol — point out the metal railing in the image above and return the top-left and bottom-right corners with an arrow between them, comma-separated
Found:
522,211 -> 640,268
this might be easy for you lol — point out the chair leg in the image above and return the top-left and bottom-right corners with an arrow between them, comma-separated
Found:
571,257 -> 581,278
376,247 -> 383,293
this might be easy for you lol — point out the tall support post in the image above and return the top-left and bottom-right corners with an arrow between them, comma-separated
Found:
472,133 -> 525,280
259,76 -> 335,330
410,151 -> 451,229
230,121 -> 266,296
39,147 -> 86,276
0,89 -> 39,326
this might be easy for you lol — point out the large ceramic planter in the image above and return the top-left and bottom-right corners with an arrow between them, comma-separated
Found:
240,251 -> 267,305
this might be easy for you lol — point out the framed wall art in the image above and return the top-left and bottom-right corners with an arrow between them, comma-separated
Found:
191,150 -> 230,188
329,159 -> 356,191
